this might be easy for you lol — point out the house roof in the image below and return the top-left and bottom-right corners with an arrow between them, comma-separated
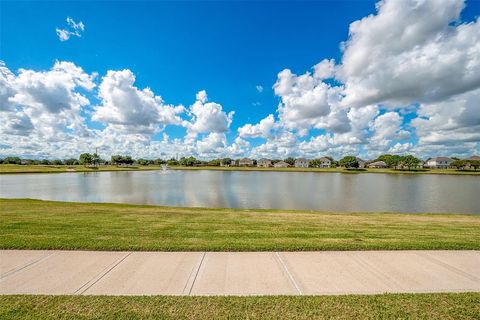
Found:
240,157 -> 253,161
275,161 -> 289,165
467,155 -> 480,160
258,158 -> 271,162
295,158 -> 308,162
368,161 -> 387,166
318,157 -> 331,162
356,158 -> 365,162
430,157 -> 452,161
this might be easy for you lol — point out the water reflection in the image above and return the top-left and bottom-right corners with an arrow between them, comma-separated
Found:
0,170 -> 479,213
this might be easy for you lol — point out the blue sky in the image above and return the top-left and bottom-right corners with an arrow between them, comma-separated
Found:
1,0 -> 479,159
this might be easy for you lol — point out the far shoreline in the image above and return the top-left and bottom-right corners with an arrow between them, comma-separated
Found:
0,164 -> 479,176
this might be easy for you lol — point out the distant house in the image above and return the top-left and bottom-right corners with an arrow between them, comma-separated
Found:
367,161 -> 387,168
356,158 -> 366,169
426,157 -> 453,169
274,161 -> 290,168
295,158 -> 310,168
257,158 -> 272,168
238,158 -> 255,166
466,155 -> 480,161
318,157 -> 331,168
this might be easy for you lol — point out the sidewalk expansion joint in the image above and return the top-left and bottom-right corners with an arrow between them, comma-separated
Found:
188,252 -> 206,296
275,252 -> 303,295
75,252 -> 132,295
0,251 -> 56,281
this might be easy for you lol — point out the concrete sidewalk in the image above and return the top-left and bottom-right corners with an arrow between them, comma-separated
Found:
1,250 -> 479,296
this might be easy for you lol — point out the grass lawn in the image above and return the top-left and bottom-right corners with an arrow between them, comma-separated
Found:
1,293 -> 479,319
0,164 -> 162,174
1,199 -> 479,251
1,164 -> 478,175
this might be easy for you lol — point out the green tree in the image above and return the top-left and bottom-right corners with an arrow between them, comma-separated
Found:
64,158 -> 79,165
179,156 -> 199,166
207,159 -> 221,166
52,159 -> 63,166
284,157 -> 295,165
2,157 -> 21,164
376,154 -> 402,168
91,153 -> 100,166
309,159 -> 321,168
221,158 -> 232,166
167,158 -> 179,166
79,153 -> 93,166
467,160 -> 480,171
154,158 -> 166,165
399,155 -> 420,170
339,156 -> 358,168
136,158 -> 150,166
451,160 -> 466,170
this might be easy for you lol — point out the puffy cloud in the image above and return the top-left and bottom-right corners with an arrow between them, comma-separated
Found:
332,105 -> 379,145
274,67 -> 337,132
92,69 -> 184,134
238,114 -> 276,138
183,90 -> 234,138
412,88 -> 480,145
56,17 -> 85,41
1,61 -> 96,141
196,132 -> 227,155
2,0 -> 480,160
368,112 -> 410,151
339,0 -> 480,107
250,130 -> 298,158
227,137 -> 250,157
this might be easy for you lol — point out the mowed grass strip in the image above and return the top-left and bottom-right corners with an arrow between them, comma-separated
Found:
1,199 -> 479,251
1,293 -> 479,320
0,164 -> 162,174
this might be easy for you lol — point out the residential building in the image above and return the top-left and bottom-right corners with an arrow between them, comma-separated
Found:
238,158 -> 254,166
274,161 -> 290,168
367,161 -> 387,168
295,158 -> 310,168
466,155 -> 480,161
257,158 -> 272,168
356,158 -> 366,169
318,157 -> 331,168
425,157 -> 453,169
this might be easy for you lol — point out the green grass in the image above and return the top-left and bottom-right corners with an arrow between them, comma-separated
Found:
1,164 -> 478,175
1,293 -> 479,319
0,164 -> 162,174
1,199 -> 479,251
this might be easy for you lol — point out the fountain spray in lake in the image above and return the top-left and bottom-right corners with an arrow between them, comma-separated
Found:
160,164 -> 168,173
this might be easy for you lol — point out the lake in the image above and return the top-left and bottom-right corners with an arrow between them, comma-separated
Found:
0,170 -> 479,213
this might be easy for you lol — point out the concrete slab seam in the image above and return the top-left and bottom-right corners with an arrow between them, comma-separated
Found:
418,252 -> 480,282
349,253 -> 400,291
188,252 -> 206,296
0,251 -> 56,281
275,252 -> 303,295
76,252 -> 132,295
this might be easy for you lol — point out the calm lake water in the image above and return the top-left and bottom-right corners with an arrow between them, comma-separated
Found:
1,170 -> 479,213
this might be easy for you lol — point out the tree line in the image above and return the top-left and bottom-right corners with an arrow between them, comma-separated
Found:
1,154 -> 478,170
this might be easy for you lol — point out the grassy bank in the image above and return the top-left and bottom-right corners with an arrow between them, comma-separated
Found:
1,199 -> 479,251
0,164 -> 161,174
1,164 -> 479,175
1,293 -> 479,319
